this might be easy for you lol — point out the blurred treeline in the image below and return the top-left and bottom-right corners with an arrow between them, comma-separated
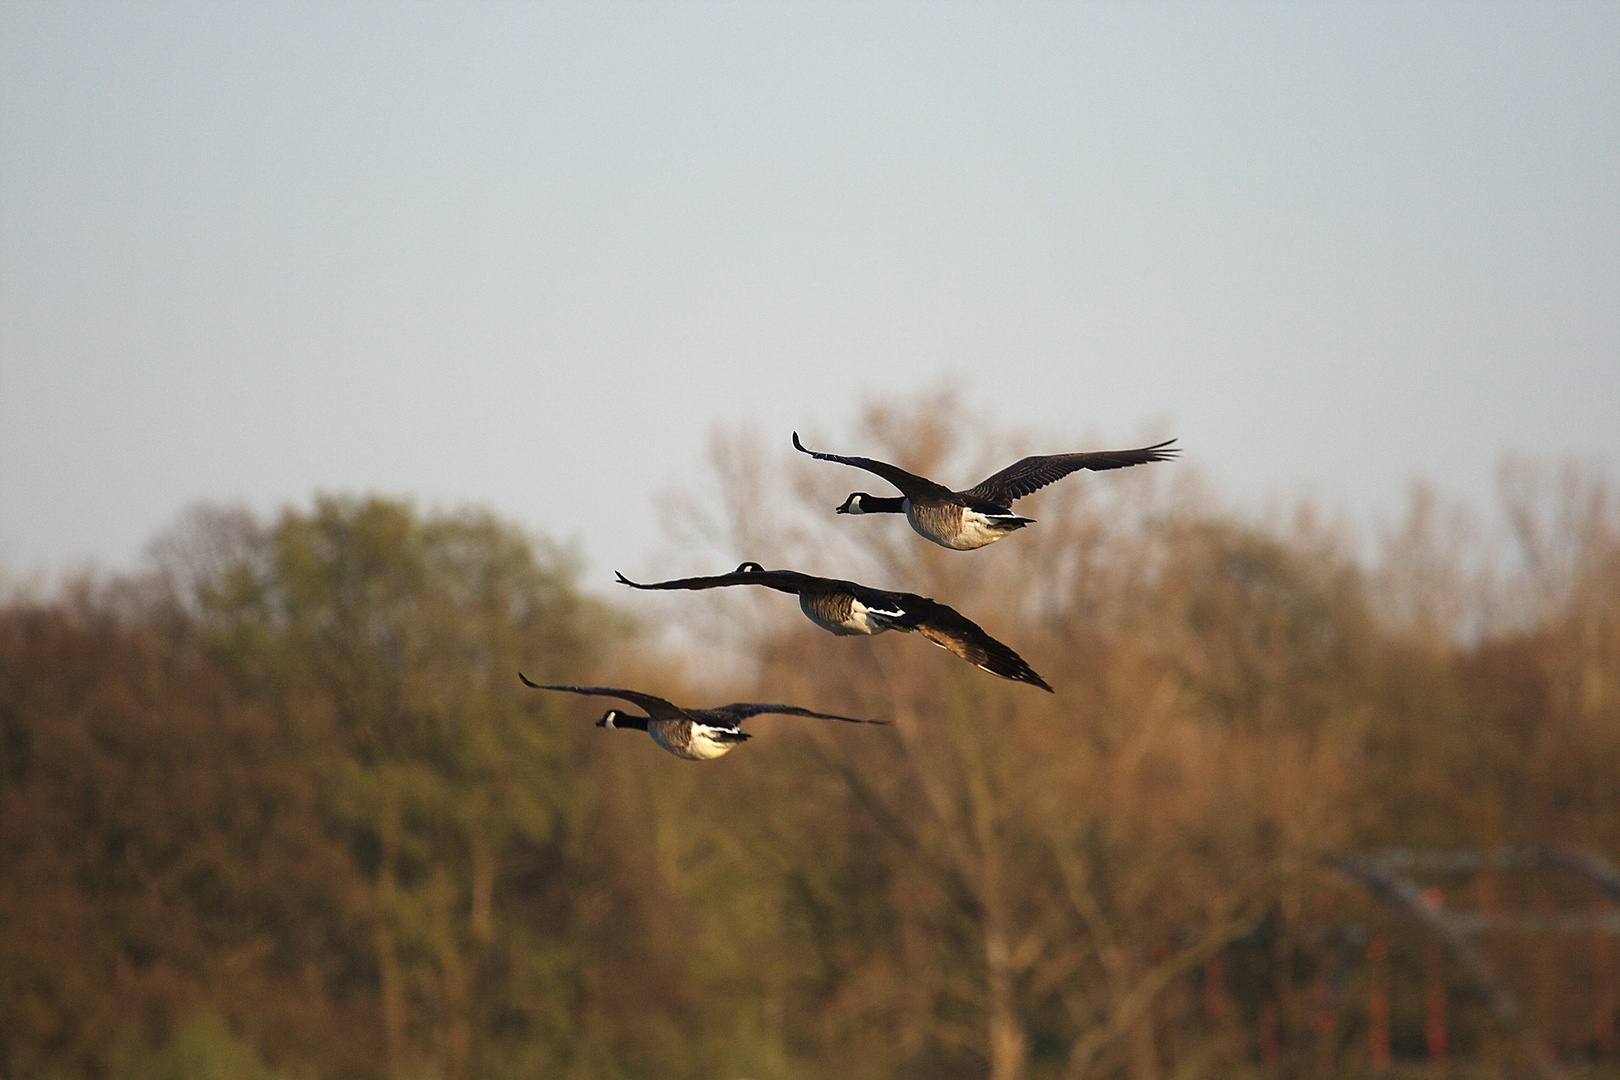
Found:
3,398 -> 1617,1080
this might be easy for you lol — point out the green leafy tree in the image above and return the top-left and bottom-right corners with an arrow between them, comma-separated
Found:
188,496 -> 622,1080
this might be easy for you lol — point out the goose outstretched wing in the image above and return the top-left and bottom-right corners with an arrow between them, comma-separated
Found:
706,703 -> 888,725
897,596 -> 1054,692
966,439 -> 1179,505
518,678 -> 687,720
615,566 -> 812,595
793,432 -> 955,500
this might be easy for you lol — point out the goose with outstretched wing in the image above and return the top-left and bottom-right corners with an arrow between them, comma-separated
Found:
614,563 -> 1052,692
519,676 -> 883,760
793,431 -> 1178,550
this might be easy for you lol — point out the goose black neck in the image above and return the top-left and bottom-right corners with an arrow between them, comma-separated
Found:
604,711 -> 651,731
852,494 -> 906,514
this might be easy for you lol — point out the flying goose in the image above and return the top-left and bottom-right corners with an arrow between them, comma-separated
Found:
793,431 -> 1179,550
519,675 -> 883,760
615,562 -> 1053,691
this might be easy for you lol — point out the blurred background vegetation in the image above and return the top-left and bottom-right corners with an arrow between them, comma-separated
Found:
3,397 -> 1617,1080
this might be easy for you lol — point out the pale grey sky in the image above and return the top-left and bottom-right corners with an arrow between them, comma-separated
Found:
3,2 -> 1616,590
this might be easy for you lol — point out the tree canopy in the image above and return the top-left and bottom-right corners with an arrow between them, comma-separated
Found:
3,411 -> 1618,1079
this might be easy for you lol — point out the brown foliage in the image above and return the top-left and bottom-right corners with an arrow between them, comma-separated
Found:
0,591 -> 367,1077
2,403 -> 1618,1079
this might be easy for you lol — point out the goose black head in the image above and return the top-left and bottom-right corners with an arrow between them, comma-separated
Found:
836,493 -> 871,515
597,709 -> 621,729
734,561 -> 767,573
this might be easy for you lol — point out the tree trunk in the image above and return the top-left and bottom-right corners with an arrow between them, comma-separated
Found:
376,842 -> 407,1080
436,882 -> 471,1080
985,921 -> 1028,1080
470,841 -> 495,945
977,772 -> 1026,1080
